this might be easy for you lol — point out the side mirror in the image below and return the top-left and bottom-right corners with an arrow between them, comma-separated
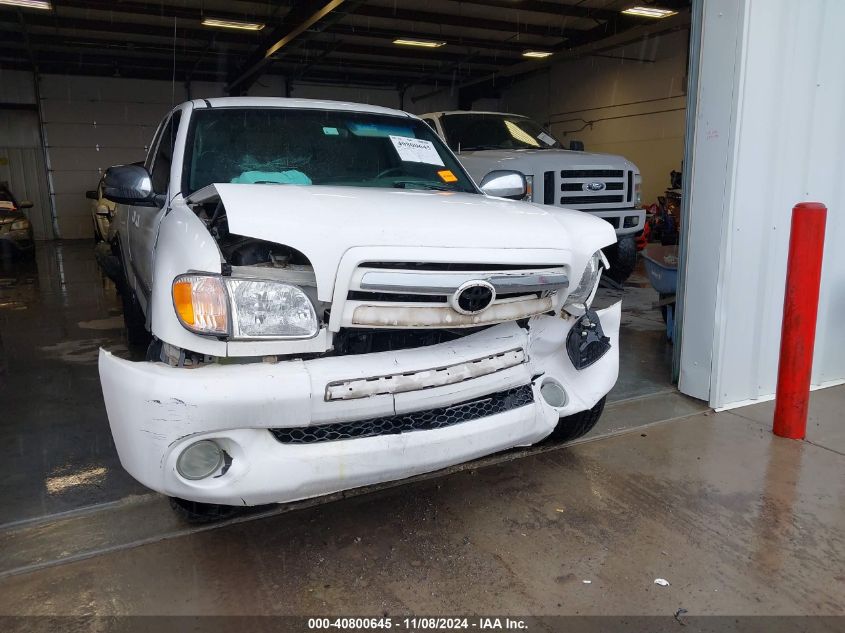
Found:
85,190 -> 99,200
103,164 -> 157,206
479,170 -> 527,200
19,201 -> 33,209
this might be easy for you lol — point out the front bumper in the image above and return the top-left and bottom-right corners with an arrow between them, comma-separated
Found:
581,209 -> 645,236
99,302 -> 620,506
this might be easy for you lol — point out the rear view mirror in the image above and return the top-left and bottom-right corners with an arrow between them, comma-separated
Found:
479,170 -> 527,200
19,201 -> 33,209
103,164 -> 157,206
85,190 -> 98,200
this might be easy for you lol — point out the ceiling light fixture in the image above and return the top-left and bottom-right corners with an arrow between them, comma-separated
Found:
621,6 -> 678,18
393,38 -> 446,48
523,51 -> 553,58
0,0 -> 52,9
202,17 -> 265,31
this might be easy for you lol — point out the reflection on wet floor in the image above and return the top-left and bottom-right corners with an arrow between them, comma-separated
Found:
0,242 -> 148,525
0,241 -> 674,526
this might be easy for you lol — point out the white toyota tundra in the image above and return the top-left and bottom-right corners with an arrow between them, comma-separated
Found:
421,110 -> 645,282
98,97 -> 620,520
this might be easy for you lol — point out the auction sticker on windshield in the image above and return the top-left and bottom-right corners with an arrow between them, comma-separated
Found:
538,132 -> 556,146
389,135 -> 445,166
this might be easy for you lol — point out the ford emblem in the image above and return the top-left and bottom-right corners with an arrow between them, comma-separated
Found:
584,181 -> 606,192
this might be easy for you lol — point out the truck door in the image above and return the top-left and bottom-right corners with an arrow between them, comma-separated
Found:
127,111 -> 180,306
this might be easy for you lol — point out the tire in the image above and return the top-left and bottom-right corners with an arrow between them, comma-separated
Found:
120,281 -> 150,347
169,497 -> 240,524
603,236 -> 638,284
547,397 -> 606,443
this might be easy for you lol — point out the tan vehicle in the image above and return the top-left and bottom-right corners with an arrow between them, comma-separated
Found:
86,175 -> 116,242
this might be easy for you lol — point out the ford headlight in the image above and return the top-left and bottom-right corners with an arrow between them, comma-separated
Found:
172,274 -> 318,339
11,219 -> 30,231
564,251 -> 605,313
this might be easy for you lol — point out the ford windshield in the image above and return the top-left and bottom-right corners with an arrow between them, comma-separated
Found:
182,108 -> 478,195
441,113 -> 562,151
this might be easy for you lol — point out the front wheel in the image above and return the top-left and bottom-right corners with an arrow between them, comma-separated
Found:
546,397 -> 606,443
603,236 -> 637,284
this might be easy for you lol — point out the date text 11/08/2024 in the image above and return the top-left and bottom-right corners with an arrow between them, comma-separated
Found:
307,617 -> 528,630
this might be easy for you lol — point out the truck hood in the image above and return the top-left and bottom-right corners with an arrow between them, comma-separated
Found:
194,183 -> 615,300
458,148 -> 638,179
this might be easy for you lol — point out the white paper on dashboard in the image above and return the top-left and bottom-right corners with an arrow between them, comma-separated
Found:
537,132 -> 556,146
389,136 -> 445,166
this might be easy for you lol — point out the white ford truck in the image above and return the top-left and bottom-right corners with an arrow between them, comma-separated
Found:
421,111 -> 645,282
98,97 -> 620,521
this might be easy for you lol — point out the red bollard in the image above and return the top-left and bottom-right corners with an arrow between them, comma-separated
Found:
773,202 -> 827,439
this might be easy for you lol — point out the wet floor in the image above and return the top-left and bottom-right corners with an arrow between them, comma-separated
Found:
0,240 -> 673,527
0,398 -> 841,616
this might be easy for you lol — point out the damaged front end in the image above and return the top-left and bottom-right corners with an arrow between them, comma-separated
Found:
100,184 -> 620,506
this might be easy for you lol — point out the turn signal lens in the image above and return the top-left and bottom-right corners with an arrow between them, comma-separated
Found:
172,275 -> 228,335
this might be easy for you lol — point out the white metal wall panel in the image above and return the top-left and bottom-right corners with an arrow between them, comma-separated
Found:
38,74 -> 183,239
683,0 -> 845,407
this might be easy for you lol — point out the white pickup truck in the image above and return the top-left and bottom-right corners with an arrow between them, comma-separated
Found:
98,97 -> 620,521
421,111 -> 645,282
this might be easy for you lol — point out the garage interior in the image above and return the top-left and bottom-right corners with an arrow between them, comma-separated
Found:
0,0 -> 843,622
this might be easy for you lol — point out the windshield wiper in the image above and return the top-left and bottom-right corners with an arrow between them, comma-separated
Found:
458,144 -> 504,151
391,180 -> 453,191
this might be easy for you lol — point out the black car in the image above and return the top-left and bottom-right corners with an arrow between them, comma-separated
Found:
0,183 -> 35,258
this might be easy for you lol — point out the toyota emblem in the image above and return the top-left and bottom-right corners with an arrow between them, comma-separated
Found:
451,280 -> 496,315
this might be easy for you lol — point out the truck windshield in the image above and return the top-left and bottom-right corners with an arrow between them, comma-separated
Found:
440,113 -> 561,151
182,108 -> 478,195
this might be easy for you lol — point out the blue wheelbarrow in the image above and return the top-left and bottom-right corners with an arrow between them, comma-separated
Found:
641,245 -> 679,343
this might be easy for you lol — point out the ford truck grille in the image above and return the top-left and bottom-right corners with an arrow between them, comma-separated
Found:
269,384 -> 534,444
547,169 -> 634,208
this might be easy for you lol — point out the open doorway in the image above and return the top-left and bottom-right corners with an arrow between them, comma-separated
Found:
449,4 -> 695,405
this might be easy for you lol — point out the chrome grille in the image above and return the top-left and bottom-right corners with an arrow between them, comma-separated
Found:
556,169 -> 632,207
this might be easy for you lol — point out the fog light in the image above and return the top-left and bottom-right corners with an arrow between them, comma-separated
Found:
624,215 -> 639,228
540,379 -> 568,408
177,440 -> 223,480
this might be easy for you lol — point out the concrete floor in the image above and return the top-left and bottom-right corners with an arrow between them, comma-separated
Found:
4,241 -> 840,618
0,389 -> 841,617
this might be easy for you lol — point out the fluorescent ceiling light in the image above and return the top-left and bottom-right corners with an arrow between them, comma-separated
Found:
0,0 -> 52,9
621,6 -> 678,18
393,38 -> 447,48
202,17 -> 265,31
523,51 -> 553,58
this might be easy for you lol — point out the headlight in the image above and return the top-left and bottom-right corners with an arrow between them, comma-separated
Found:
172,274 -> 318,339
564,251 -> 604,311
634,174 -> 642,207
228,278 -> 318,338
10,220 -> 30,231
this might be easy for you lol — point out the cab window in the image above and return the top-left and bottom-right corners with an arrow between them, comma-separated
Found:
150,111 -> 181,195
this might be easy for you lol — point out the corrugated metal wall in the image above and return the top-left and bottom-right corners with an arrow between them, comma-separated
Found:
681,0 -> 845,407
